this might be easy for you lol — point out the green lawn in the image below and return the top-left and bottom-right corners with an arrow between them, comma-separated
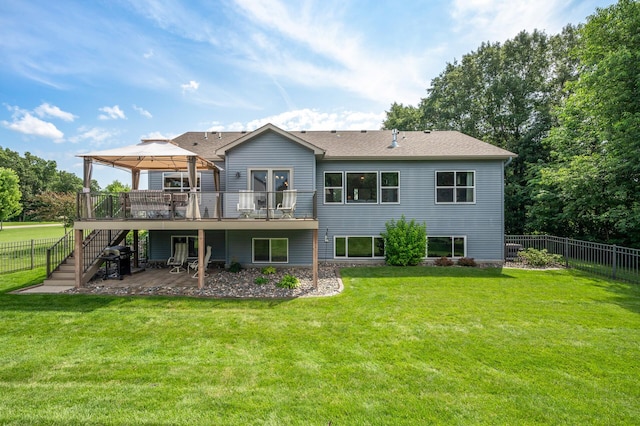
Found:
0,223 -> 67,242
0,267 -> 638,425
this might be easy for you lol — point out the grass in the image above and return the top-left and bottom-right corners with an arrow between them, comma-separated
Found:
0,223 -> 67,242
0,267 -> 638,425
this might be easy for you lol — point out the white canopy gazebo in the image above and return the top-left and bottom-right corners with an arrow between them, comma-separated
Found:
77,139 -> 221,219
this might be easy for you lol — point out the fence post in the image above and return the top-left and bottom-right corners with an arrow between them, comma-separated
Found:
46,248 -> 51,277
612,245 -> 617,280
564,237 -> 569,268
31,239 -> 35,270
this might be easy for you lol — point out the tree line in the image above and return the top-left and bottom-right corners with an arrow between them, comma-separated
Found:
0,147 -> 129,228
383,0 -> 639,248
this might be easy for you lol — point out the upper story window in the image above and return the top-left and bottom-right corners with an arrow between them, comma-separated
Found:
324,172 -> 343,203
163,172 -> 201,192
381,172 -> 399,203
324,171 -> 399,205
347,172 -> 377,203
436,171 -> 475,204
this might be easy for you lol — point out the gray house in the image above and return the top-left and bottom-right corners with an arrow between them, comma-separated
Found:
71,123 -> 515,288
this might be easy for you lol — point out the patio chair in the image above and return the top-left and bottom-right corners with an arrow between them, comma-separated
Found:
237,190 -> 255,218
188,245 -> 212,278
276,189 -> 297,218
167,242 -> 187,273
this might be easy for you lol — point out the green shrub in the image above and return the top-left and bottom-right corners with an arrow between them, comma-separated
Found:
254,276 -> 269,285
381,215 -> 427,266
434,256 -> 454,267
228,260 -> 242,273
517,248 -> 563,267
457,257 -> 477,267
276,274 -> 300,289
261,266 -> 276,275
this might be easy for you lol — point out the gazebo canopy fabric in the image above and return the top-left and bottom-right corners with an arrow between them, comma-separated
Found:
77,139 -> 218,172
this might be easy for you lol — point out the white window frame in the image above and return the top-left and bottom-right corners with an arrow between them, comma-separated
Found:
334,236 -> 385,259
380,171 -> 400,204
248,168 -> 293,210
346,171 -> 378,204
252,238 -> 289,263
170,235 -> 199,260
426,235 -> 467,258
163,171 -> 201,192
323,171 -> 344,204
435,170 -> 476,204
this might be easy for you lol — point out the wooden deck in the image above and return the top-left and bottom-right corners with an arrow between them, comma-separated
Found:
90,266 -> 204,289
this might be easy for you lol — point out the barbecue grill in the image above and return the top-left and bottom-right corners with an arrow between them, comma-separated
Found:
100,245 -> 132,279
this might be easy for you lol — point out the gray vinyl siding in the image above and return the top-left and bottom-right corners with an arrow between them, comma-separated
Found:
316,160 -> 505,261
224,133 -> 316,193
227,230 -> 313,266
148,230 -> 225,261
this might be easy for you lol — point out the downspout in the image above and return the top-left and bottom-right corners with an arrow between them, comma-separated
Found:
504,156 -> 513,167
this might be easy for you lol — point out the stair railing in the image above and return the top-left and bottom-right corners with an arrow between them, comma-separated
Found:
46,230 -> 75,278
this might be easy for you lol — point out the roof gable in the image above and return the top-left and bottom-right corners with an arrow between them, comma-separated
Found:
215,123 -> 325,157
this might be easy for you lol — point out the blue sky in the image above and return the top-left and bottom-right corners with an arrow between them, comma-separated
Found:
0,0 -> 616,187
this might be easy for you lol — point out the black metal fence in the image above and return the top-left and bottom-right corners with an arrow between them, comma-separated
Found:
506,235 -> 640,284
0,237 -> 64,274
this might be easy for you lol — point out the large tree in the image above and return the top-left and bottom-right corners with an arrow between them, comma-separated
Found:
0,167 -> 22,229
529,0 -> 640,246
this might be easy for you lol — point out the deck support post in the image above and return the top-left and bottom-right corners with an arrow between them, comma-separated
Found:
312,228 -> 318,289
74,229 -> 83,288
198,228 -> 205,289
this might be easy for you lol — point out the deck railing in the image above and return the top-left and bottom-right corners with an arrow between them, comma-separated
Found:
506,235 -> 640,284
77,190 -> 317,221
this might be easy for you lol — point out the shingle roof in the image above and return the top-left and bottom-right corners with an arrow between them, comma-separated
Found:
171,125 -> 516,162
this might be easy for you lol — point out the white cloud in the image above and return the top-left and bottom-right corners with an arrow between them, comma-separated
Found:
133,105 -> 153,118
143,49 -> 154,59
68,126 -> 117,146
450,0 -> 571,42
1,110 -> 64,141
34,103 -> 77,122
230,0 -> 429,106
181,80 -> 199,93
98,105 -> 126,120
209,109 -> 385,132
140,131 -> 176,140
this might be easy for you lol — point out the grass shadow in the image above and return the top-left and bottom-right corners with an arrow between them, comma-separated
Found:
339,265 -> 517,280
571,269 -> 640,315
0,292 -> 290,314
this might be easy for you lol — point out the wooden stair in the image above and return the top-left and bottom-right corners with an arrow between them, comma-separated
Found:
41,254 -> 77,287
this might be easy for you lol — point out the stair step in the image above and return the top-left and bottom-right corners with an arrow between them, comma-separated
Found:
52,272 -> 75,280
42,278 -> 75,286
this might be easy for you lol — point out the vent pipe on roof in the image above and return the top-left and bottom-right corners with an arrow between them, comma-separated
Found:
389,129 -> 400,148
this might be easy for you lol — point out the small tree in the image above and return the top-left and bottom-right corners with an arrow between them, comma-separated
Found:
0,167 -> 22,230
30,191 -> 76,231
381,215 -> 427,266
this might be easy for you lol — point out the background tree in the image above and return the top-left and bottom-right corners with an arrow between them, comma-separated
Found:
0,167 -> 22,230
29,192 -> 76,231
0,146 -> 92,220
529,0 -> 640,246
382,103 -> 423,131
104,180 -> 131,193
